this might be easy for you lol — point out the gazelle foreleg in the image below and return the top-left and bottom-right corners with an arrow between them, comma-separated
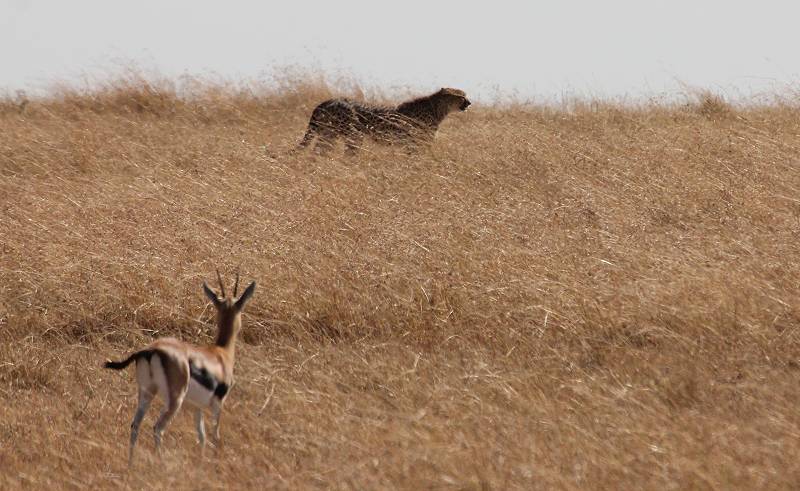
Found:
195,409 -> 206,454
210,399 -> 223,448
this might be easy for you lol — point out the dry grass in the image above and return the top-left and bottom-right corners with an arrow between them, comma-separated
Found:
2,75 -> 800,489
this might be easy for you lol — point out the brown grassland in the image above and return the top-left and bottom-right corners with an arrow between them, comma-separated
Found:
2,75 -> 800,489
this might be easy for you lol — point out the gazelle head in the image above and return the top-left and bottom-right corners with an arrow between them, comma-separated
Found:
203,269 -> 256,347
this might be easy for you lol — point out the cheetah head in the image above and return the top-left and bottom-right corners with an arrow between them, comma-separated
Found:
438,88 -> 471,112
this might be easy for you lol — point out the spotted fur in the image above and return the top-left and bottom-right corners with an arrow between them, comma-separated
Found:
296,88 -> 471,155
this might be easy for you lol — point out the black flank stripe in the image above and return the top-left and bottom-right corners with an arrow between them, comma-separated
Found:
189,361 -> 217,392
214,382 -> 229,399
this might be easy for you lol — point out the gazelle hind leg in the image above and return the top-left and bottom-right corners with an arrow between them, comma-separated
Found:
128,387 -> 154,466
153,391 -> 186,453
149,352 -> 189,455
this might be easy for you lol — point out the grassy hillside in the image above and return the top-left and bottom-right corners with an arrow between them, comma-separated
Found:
2,77 -> 800,489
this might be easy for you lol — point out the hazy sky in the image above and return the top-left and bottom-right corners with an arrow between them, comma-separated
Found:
1,0 -> 798,101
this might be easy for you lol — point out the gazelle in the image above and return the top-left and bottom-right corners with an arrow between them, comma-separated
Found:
104,271 -> 256,464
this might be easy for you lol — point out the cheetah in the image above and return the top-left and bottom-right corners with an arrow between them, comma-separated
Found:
295,88 -> 471,155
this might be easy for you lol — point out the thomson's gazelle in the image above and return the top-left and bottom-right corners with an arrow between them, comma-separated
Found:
104,271 -> 256,464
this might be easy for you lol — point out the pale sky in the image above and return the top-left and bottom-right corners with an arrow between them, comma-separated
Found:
1,0 -> 798,102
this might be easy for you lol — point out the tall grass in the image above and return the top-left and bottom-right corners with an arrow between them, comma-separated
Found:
2,74 -> 800,489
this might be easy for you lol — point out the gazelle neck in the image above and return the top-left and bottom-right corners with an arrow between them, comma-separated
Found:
214,310 -> 241,360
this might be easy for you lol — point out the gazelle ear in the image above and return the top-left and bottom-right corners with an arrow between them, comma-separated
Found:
203,282 -> 221,306
234,281 -> 256,311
